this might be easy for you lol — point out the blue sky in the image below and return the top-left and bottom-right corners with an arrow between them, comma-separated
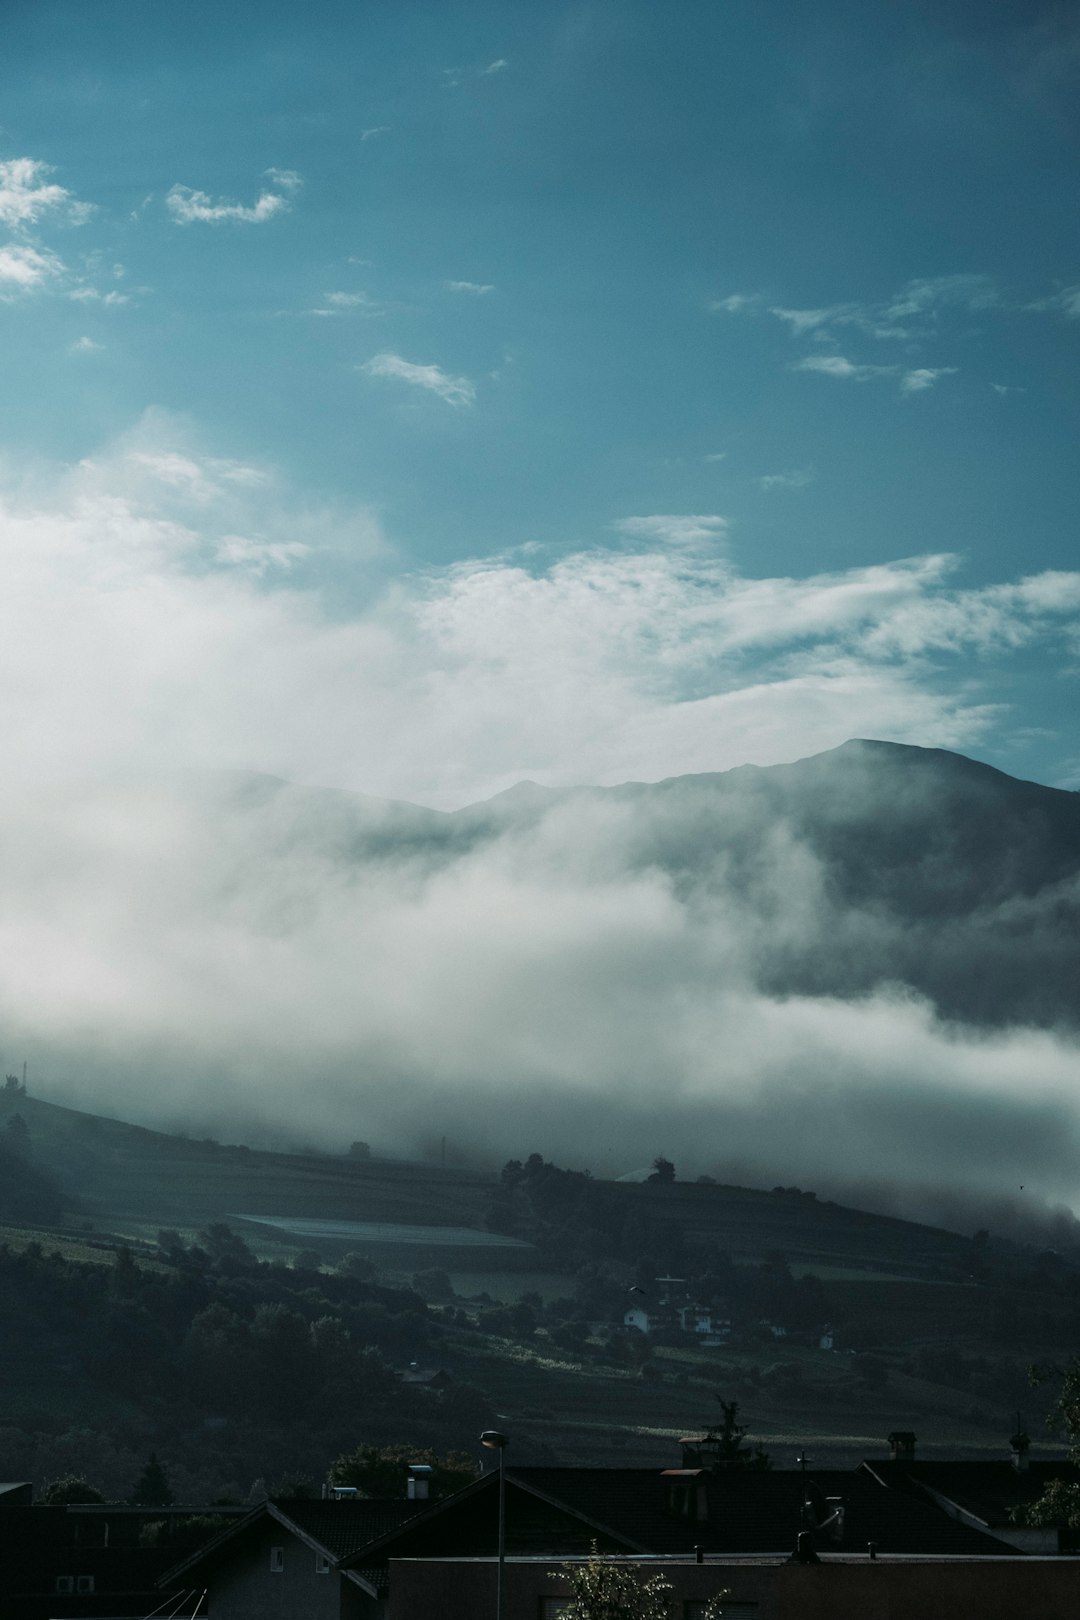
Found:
2,0 -> 1079,805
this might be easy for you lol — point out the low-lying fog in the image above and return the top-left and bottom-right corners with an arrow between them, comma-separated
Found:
4,420 -> 1080,1241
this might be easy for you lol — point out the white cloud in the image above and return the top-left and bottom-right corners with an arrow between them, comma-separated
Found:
758,468 -> 815,491
264,168 -> 302,192
0,242 -> 63,290
1027,284 -> 1080,320
765,275 -> 998,346
483,58 -> 508,74
360,126 -> 390,141
362,352 -> 476,406
883,274 -> 997,320
900,366 -> 958,394
0,157 -> 91,229
166,171 -> 301,225
69,286 -> 130,306
309,290 -> 383,317
708,293 -> 758,314
769,304 -> 853,336
793,355 -> 895,381
446,280 -> 495,295
0,415 -> 1077,817
1,420 -> 1079,1192
69,336 -> 103,354
613,514 -> 729,551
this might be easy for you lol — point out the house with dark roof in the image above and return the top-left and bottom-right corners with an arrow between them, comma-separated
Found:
154,1437 -> 1078,1617
157,1494 -> 425,1619
0,1484 -> 240,1620
328,1458 -> 1018,1611
860,1440 -> 1080,1553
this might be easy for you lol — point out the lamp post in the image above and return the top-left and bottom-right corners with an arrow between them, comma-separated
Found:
480,1429 -> 509,1620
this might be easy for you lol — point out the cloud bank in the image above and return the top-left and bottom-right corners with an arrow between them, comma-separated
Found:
2,416 -> 1080,1224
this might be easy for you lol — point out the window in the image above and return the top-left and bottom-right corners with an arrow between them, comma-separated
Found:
315,1551 -> 331,1574
539,1601 -> 570,1619
270,1545 -> 285,1573
55,1576 -> 75,1594
76,1575 -> 96,1594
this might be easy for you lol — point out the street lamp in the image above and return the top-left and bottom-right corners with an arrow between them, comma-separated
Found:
480,1429 -> 509,1620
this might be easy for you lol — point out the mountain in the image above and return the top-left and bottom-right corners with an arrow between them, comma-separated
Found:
240,739 -> 1080,1029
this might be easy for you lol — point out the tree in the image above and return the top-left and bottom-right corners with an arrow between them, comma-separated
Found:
550,1544 -> 726,1619
348,1140 -> 371,1159
328,1443 -> 477,1498
701,1400 -> 771,1470
132,1453 -> 174,1507
40,1475 -> 104,1505
647,1156 -> 676,1184
1014,1364 -> 1080,1532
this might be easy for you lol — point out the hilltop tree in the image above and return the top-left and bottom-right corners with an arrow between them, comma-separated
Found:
647,1156 -> 675,1184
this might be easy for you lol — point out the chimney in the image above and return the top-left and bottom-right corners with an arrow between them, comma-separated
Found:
407,1464 -> 435,1501
887,1431 -> 916,1462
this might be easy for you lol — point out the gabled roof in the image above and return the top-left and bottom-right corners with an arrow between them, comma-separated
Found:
337,1462 -> 1016,1597
860,1458 -> 1080,1528
488,1467 -> 1015,1557
157,1496 -> 422,1588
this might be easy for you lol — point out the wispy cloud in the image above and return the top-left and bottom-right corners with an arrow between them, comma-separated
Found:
264,168 -> 302,192
0,157 -> 92,229
69,335 -> 103,354
360,126 -> 390,142
769,304 -> 853,336
443,58 -> 509,88
708,292 -> 759,314
308,290 -> 383,317
759,467 -> 815,491
446,280 -> 495,296
362,352 -> 476,406
1027,284 -> 1080,320
883,274 -> 997,320
794,355 -> 896,381
900,366 -> 958,394
68,287 -> 130,306
724,275 -> 998,348
166,169 -> 301,225
613,514 -> 729,550
0,242 -> 64,292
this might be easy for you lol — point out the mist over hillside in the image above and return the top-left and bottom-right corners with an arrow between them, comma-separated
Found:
5,740 -> 1080,1227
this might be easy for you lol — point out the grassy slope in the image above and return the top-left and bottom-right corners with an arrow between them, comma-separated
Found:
3,1092 -> 1075,1471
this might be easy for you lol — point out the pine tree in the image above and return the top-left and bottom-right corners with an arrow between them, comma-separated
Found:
132,1453 -> 174,1507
